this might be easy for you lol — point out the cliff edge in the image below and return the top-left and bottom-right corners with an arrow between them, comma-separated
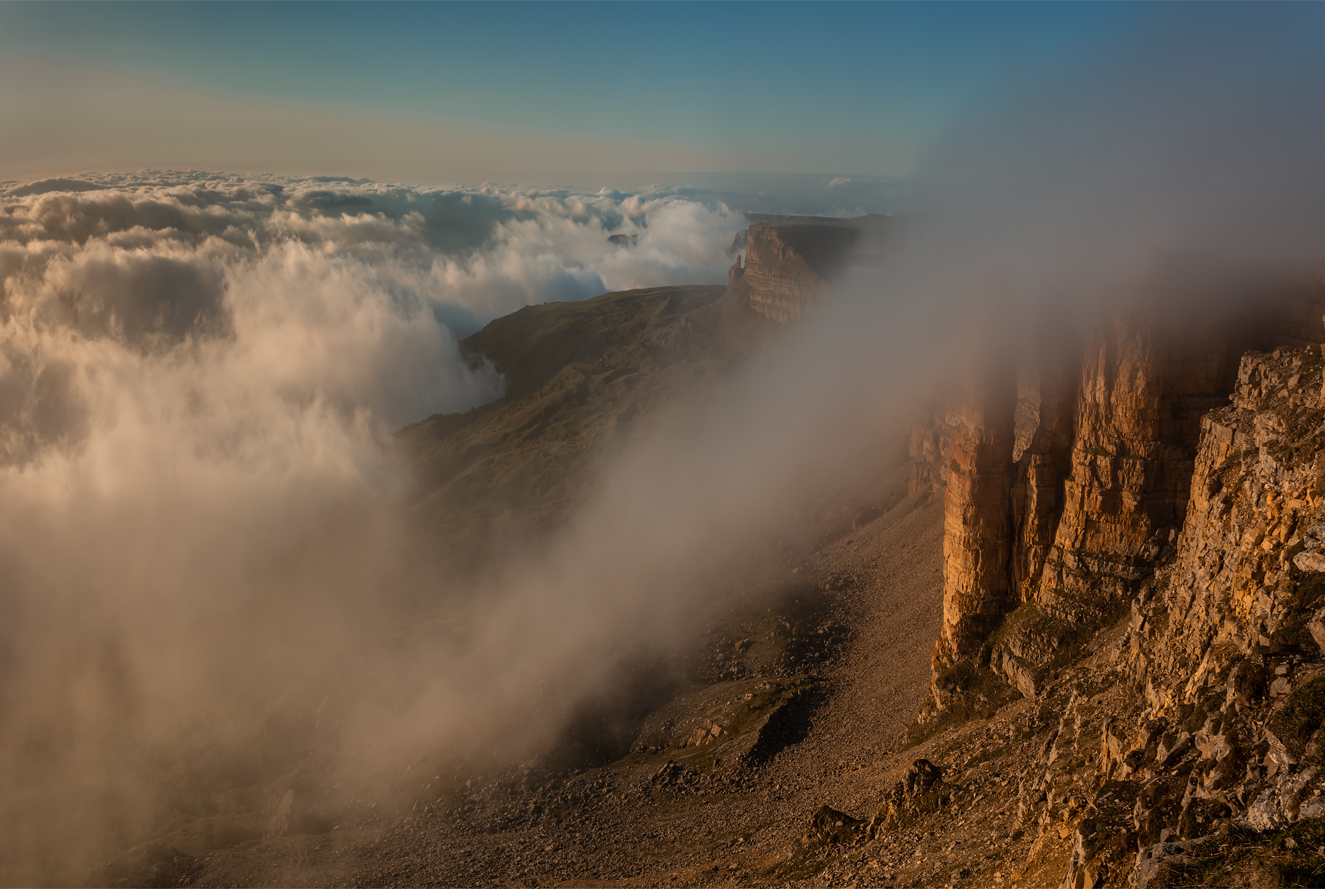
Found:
728,214 -> 892,324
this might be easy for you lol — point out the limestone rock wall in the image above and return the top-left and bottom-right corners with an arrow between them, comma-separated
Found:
931,276 -> 1325,706
1010,334 -> 1081,606
743,222 -> 860,323
1055,346 -> 1325,883
934,362 -> 1018,672
1138,346 -> 1325,700
1032,318 -> 1249,625
906,276 -> 1325,884
932,347 -> 1325,888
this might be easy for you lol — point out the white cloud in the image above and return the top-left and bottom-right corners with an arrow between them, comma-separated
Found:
0,170 -> 749,881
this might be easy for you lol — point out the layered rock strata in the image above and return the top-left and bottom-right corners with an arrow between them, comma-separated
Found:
1010,327 -> 1081,605
1140,346 -> 1325,706
933,361 -> 1018,676
931,276 -> 1325,705
1023,345 -> 1325,885
742,221 -> 862,323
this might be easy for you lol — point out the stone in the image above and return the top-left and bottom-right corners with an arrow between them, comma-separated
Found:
1156,732 -> 1193,769
1244,788 -> 1284,831
805,805 -> 864,846
871,760 -> 950,833
929,273 -> 1300,706
1299,796 -> 1325,819
264,789 -> 295,841
934,355 -> 1018,669
1294,550 -> 1325,573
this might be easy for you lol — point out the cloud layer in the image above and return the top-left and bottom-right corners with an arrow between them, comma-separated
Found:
0,171 -> 750,452
0,171 -> 754,880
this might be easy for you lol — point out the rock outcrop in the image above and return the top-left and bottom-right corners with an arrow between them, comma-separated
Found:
1132,344 -> 1325,727
866,344 -> 1325,888
927,272 -> 1325,706
743,222 -> 859,323
728,254 -> 744,289
933,360 -> 1018,677
1021,344 -> 1325,886
727,215 -> 892,324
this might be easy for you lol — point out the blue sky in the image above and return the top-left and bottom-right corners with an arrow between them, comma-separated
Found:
0,2 -> 1134,185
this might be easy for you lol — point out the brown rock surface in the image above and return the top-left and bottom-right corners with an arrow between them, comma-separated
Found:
934,360 -> 1018,672
936,274 -> 1325,702
1143,345 -> 1325,695
1009,327 -> 1081,606
743,222 -> 858,323
739,215 -> 901,323
1033,313 -> 1246,624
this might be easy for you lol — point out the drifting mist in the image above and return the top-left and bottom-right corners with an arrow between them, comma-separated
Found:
6,5 -> 1325,884
0,172 -> 750,880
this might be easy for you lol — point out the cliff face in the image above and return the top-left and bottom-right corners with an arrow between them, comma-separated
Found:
1025,345 -> 1325,886
988,315 -> 1258,697
933,362 -> 1018,680
875,342 -> 1325,889
890,265 -> 1325,884
734,219 -> 873,323
927,278 -> 1325,705
1153,347 -> 1325,685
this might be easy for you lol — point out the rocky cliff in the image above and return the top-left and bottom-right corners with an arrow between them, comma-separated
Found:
1001,343 -> 1325,887
718,247 -> 1325,885
925,276 -> 1323,705
886,273 -> 1325,885
934,359 -> 1018,674
730,215 -> 890,323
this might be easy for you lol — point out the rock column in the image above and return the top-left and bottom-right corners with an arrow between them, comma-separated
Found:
934,359 -> 1018,668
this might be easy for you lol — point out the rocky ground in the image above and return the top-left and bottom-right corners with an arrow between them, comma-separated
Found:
100,462 -> 949,888
71,290 -> 1325,888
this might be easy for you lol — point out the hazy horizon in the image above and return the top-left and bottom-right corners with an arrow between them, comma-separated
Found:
0,2 -> 1133,183
6,3 -> 1325,884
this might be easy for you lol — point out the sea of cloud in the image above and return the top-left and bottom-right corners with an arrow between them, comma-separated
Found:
0,171 -> 760,458
0,171 -> 765,878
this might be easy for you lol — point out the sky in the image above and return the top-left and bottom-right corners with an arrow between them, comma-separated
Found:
0,1 -> 1134,187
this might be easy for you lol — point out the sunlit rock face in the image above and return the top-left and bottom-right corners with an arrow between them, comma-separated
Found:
934,361 -> 1018,669
1146,345 -> 1325,692
927,268 -> 1325,705
1033,314 -> 1251,625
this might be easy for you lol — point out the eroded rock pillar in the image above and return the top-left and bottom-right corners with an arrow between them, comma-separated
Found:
934,359 -> 1018,669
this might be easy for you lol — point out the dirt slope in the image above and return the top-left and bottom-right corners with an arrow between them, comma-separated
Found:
80,281 -> 960,889
165,470 -> 946,889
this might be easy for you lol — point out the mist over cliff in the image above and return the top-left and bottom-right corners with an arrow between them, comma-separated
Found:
6,5 -> 1325,884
